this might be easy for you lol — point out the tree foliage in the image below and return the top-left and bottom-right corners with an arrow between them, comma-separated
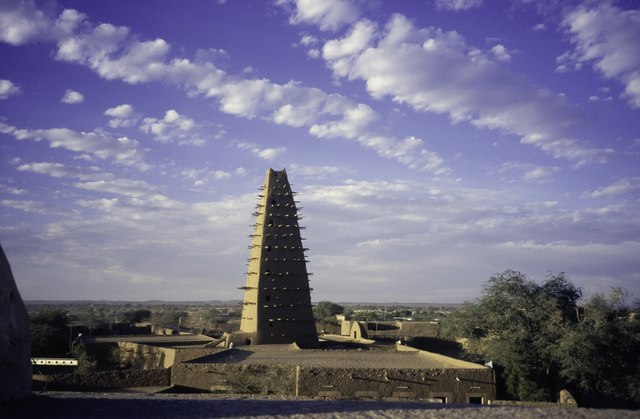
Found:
557,288 -> 640,406
71,342 -> 97,375
29,310 -> 69,356
313,301 -> 344,322
120,309 -> 152,324
441,270 -> 640,406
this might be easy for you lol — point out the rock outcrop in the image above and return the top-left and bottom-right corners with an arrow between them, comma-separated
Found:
0,244 -> 31,402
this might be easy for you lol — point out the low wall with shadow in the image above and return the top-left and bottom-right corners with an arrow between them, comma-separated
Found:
32,369 -> 170,391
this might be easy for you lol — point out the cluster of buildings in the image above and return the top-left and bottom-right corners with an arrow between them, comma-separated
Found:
110,169 -> 496,403
3,168 -> 497,404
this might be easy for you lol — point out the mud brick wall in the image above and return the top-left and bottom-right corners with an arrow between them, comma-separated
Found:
117,342 -> 176,369
35,368 -> 170,391
171,363 -> 495,403
172,363 -> 296,395
174,347 -> 225,364
298,367 -> 494,403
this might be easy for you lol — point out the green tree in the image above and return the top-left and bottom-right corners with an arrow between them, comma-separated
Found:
71,342 -> 97,375
29,310 -> 69,356
557,288 -> 640,407
152,309 -> 188,328
120,309 -> 152,324
313,301 -> 344,323
441,270 -> 582,401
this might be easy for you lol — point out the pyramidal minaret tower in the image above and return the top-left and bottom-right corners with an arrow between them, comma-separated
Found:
238,168 -> 318,347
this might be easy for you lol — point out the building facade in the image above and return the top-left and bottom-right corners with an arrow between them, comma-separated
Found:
238,168 -> 318,347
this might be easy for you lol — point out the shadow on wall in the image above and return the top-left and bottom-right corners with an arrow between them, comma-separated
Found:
117,342 -> 176,369
0,243 -> 31,402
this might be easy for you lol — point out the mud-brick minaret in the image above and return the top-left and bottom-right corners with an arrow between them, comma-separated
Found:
239,168 -> 318,347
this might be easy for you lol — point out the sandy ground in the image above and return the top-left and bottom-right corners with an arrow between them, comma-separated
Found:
3,392 -> 639,419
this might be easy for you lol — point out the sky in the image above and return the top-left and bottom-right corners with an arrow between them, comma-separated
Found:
0,0 -> 639,303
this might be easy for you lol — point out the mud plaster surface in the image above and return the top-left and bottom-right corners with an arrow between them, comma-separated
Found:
3,392 -> 638,419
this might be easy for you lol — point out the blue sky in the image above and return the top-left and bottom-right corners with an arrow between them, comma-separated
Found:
1,0 -> 639,303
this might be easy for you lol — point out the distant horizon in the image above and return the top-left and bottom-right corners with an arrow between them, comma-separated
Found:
23,299 -> 464,307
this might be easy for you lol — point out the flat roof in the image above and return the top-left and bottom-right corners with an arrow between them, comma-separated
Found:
189,345 -> 487,370
90,334 -> 215,348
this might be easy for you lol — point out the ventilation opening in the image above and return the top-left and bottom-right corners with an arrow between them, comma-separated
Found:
468,396 -> 483,405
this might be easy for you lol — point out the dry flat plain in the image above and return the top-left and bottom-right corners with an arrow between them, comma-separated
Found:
3,392 -> 639,419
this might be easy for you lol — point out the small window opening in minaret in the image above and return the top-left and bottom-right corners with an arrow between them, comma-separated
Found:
265,245 -> 271,252
271,198 -> 276,205
268,219 -> 274,226
266,295 -> 271,302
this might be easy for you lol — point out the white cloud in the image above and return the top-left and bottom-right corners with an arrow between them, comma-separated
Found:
105,103 -> 133,118
498,161 -> 560,184
182,166 -> 246,187
323,20 -> 375,60
60,89 -> 84,104
17,161 -> 105,181
303,178 -> 412,210
1,199 -> 53,214
490,44 -> 511,62
585,177 -> 640,198
1,121 -> 149,170
212,170 -> 231,180
0,3 -> 448,171
55,17 -> 170,84
0,79 -> 20,99
531,23 -> 546,32
310,103 -> 377,139
104,103 -> 137,128
234,141 -> 286,160
289,163 -> 343,179
322,19 -> 376,77
277,0 -> 359,31
0,1 -> 456,170
0,184 -> 26,196
435,0 -> 484,11
357,134 -> 450,174
140,109 -> 203,144
320,13 -> 612,166
74,176 -> 185,211
76,178 -> 148,197
559,4 -> 640,108
299,34 -> 318,46
0,0 -> 51,45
